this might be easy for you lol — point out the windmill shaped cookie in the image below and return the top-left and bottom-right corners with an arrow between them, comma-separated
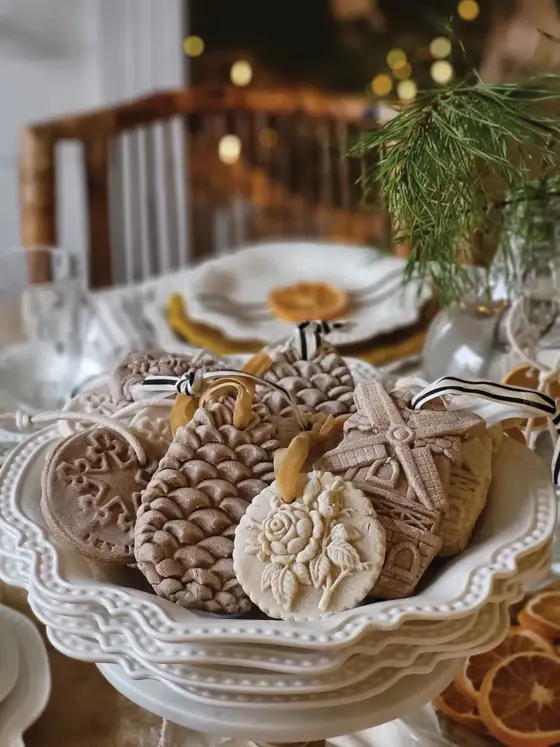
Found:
135,396 -> 280,615
257,337 -> 355,418
315,379 -> 484,598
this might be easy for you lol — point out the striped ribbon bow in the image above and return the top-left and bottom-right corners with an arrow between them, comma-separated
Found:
411,376 -> 560,485
294,320 -> 349,360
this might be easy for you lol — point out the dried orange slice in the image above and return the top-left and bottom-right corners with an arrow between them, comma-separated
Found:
434,680 -> 490,735
455,626 -> 555,703
479,652 -> 560,747
519,591 -> 560,641
501,365 -> 560,430
267,282 -> 349,323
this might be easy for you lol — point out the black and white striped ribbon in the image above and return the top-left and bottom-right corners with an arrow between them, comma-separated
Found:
139,368 -> 308,429
295,320 -> 347,360
411,375 -> 560,485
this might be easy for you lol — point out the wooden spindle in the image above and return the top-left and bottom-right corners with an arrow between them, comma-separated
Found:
19,127 -> 57,283
84,136 -> 113,288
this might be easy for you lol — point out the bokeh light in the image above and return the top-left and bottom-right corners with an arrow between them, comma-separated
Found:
371,73 -> 393,96
397,80 -> 418,103
430,37 -> 452,59
431,60 -> 454,84
230,60 -> 253,87
387,49 -> 407,70
218,135 -> 242,165
183,36 -> 204,57
394,62 -> 412,80
457,0 -> 480,21
259,128 -> 278,148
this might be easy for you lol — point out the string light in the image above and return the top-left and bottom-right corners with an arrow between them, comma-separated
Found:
371,73 -> 393,96
430,37 -> 452,59
387,49 -> 407,70
431,60 -> 454,84
183,36 -> 204,57
230,60 -> 253,87
394,62 -> 412,80
218,135 -> 242,164
397,80 -> 417,103
259,128 -> 278,148
457,0 -> 480,21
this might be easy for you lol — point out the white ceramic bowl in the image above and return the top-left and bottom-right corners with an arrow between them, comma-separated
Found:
0,428 -> 554,651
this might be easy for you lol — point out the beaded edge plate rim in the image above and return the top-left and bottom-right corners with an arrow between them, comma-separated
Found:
0,527 -> 547,682
23,590 -> 518,708
0,422 -> 555,651
24,580 -> 524,699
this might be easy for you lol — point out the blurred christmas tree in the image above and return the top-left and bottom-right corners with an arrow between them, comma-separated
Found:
189,0 -> 492,92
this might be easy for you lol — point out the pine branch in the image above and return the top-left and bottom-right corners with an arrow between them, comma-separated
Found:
349,80 -> 560,303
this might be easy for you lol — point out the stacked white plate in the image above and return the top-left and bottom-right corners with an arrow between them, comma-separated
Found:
0,358 -> 556,742
0,603 -> 50,747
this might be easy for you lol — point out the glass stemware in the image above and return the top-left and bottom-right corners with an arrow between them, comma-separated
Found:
0,246 -> 92,417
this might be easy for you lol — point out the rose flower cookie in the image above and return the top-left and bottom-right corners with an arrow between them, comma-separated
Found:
233,471 -> 385,621
135,390 -> 280,615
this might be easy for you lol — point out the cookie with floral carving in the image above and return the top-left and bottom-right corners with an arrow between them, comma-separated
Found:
233,471 -> 386,621
41,428 -> 158,564
110,348 -> 224,405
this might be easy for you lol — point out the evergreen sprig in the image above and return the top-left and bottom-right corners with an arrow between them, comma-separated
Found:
350,81 -> 560,303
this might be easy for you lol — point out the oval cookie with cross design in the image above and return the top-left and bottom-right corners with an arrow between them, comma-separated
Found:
233,471 -> 386,621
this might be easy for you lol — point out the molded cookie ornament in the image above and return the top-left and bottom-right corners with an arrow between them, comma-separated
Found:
41,428 -> 158,564
233,471 -> 386,621
111,348 -> 224,405
315,379 -> 484,598
257,327 -> 356,418
134,392 -> 280,615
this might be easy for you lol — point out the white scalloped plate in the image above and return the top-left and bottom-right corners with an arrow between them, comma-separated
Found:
0,425 -> 554,655
98,656 -> 459,741
40,596 -> 512,713
153,242 -> 432,346
0,611 -> 18,707
32,585 -> 520,702
0,606 -> 50,747
3,536 -> 547,697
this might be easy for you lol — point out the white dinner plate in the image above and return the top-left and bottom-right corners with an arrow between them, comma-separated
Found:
154,242 -> 431,346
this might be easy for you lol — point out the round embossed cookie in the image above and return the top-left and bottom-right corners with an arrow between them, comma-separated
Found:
59,384 -> 119,437
110,349 -> 224,405
232,471 -> 386,621
134,396 -> 280,615
130,405 -> 173,457
42,428 -> 157,564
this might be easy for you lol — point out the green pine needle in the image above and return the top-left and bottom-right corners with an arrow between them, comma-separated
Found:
349,80 -> 560,304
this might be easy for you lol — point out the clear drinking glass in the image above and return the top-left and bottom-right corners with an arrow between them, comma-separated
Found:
0,246 -> 91,415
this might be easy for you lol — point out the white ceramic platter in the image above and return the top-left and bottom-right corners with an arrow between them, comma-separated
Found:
152,242 -> 432,346
0,427 -> 554,652
0,606 -> 50,747
0,611 -> 18,706
96,655 -> 460,741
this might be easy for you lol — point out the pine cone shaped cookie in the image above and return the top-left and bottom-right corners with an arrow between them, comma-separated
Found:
111,348 -> 224,405
257,341 -> 355,418
134,397 -> 280,614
